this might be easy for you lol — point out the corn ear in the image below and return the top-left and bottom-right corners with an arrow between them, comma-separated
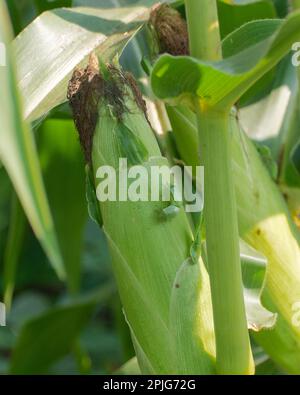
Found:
68,56 -> 215,374
170,258 -> 215,373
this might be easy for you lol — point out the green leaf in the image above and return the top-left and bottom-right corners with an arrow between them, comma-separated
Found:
240,241 -> 277,331
86,164 -> 103,227
3,194 -> 26,310
0,1 -> 64,278
151,12 -> 300,110
127,326 -> 156,374
38,119 -> 87,293
9,289 -> 112,374
217,0 -> 276,39
14,5 -> 152,123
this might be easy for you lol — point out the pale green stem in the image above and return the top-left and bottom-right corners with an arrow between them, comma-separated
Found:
184,0 -> 222,61
196,108 -> 252,374
185,0 -> 253,374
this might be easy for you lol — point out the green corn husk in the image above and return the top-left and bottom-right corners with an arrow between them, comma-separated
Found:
68,56 -> 215,374
167,105 -> 300,373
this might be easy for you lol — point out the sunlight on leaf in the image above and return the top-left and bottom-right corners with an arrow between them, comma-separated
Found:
14,5 -> 152,122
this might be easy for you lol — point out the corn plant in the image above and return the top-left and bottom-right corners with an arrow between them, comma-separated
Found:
0,0 -> 300,376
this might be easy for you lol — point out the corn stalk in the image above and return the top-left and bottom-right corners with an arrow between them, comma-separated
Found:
185,0 -> 254,374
